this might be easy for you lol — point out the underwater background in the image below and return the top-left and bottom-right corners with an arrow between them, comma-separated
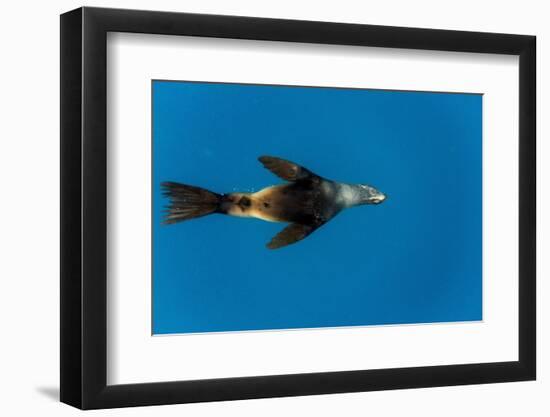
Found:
152,80 -> 482,335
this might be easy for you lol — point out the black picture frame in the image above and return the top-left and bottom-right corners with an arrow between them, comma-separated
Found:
60,6 -> 536,410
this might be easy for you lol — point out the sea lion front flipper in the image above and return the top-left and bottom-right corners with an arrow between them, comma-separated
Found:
258,156 -> 319,182
267,223 -> 320,249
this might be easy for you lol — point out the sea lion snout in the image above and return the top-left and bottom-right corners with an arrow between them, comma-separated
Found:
370,193 -> 386,204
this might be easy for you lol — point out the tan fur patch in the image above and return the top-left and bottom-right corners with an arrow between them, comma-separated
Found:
225,187 -> 286,222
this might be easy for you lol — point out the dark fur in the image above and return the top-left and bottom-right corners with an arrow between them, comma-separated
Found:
261,180 -> 341,227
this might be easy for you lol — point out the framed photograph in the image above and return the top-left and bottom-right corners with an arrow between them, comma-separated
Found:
60,6 -> 536,409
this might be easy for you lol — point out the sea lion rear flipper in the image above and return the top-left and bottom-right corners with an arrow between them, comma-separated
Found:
267,223 -> 321,249
161,182 -> 221,224
258,156 -> 320,182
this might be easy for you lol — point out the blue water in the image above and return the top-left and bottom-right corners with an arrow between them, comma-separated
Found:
152,80 -> 482,335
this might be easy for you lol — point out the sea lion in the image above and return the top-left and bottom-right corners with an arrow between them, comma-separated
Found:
162,156 -> 386,249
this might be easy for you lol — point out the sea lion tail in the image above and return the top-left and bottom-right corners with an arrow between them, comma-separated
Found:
161,181 -> 222,224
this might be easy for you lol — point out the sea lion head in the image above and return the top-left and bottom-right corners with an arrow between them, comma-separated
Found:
355,184 -> 387,205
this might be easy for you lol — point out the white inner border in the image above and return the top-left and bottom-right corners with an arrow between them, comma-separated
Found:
107,33 -> 519,385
